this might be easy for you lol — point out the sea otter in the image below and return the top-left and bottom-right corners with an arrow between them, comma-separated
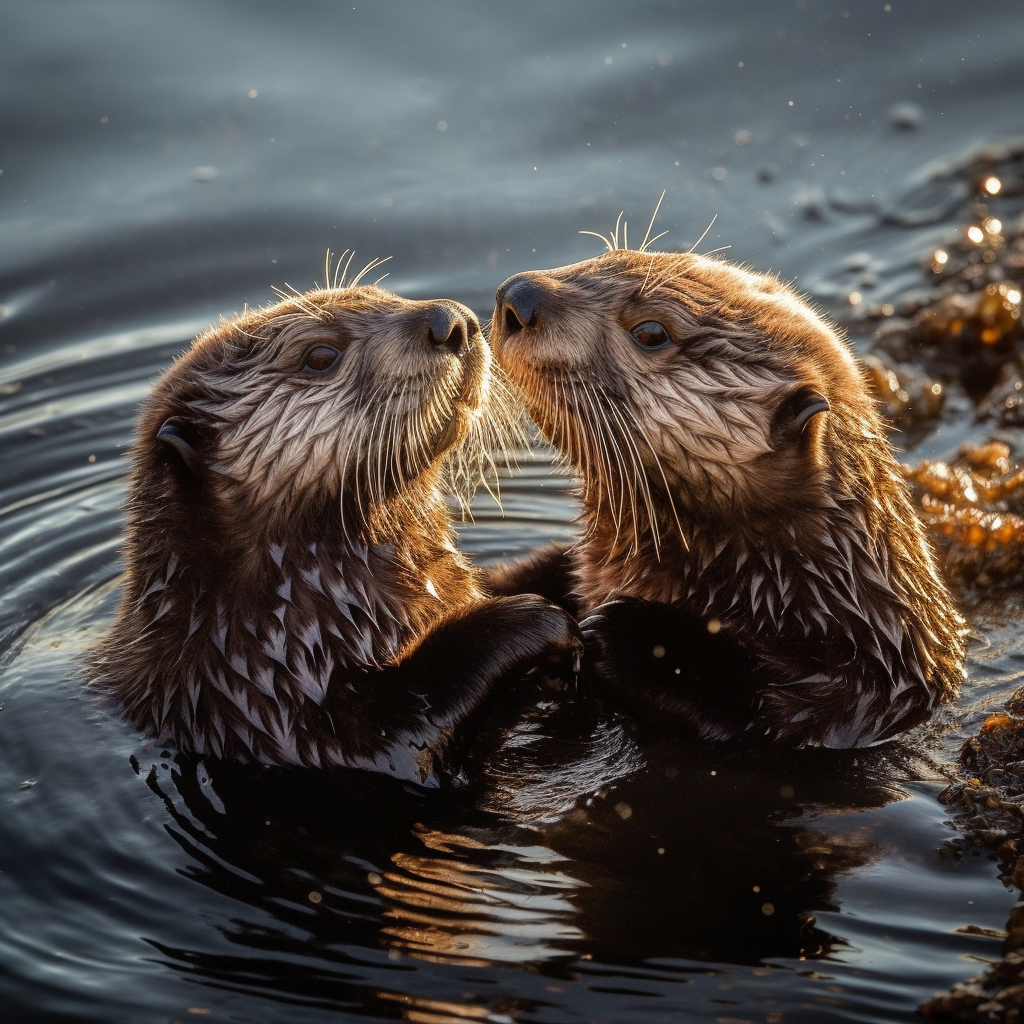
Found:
488,247 -> 967,748
92,275 -> 581,783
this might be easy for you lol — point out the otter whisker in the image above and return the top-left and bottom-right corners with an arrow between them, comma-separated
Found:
579,229 -> 616,253
355,388 -> 387,519
582,380 -> 637,553
687,214 -> 718,255
619,400 -> 689,554
350,256 -> 393,288
580,210 -> 629,253
638,190 -> 668,253
332,248 -> 357,290
324,248 -> 335,292
271,284 -> 330,321
576,380 -> 631,539
463,373 -> 518,510
639,255 -> 657,298
366,388 -> 386,510
577,381 -> 624,546
595,395 -> 639,558
388,389 -> 407,498
561,377 -> 603,523
576,378 -> 637,557
602,391 -> 663,559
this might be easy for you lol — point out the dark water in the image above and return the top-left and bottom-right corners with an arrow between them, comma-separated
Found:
3,2 -> 1024,1021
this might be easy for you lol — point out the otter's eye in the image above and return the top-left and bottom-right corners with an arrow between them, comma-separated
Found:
629,321 -> 673,350
302,345 -> 343,375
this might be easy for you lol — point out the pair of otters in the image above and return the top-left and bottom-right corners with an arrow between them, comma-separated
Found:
92,249 -> 968,785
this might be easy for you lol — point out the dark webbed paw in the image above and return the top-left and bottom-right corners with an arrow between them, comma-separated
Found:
484,593 -> 584,678
581,598 -> 762,742
333,594 -> 584,784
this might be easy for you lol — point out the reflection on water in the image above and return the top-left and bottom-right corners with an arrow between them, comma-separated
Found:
120,707 -> 926,1020
379,828 -> 584,967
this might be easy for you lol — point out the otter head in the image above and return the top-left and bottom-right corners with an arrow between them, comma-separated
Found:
491,249 -> 882,542
136,285 -> 491,545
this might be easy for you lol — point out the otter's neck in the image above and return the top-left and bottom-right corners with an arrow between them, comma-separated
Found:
96,489 -> 480,764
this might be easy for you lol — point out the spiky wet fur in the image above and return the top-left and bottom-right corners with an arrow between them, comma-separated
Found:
92,282 -> 524,769
492,248 -> 967,747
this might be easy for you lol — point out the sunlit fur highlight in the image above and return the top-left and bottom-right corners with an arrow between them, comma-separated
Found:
92,281 -> 523,769
492,248 -> 967,748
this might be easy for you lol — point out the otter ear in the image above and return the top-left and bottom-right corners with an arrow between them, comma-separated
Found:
773,388 -> 830,455
157,416 -> 201,473
791,390 -> 830,434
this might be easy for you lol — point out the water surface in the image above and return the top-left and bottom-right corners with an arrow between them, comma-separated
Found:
3,2 -> 1024,1021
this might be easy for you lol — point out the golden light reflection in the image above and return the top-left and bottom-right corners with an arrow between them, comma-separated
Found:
978,281 -> 1022,344
983,175 -> 1002,195
378,990 -> 509,1024
966,225 -> 985,245
906,443 -> 1024,587
374,826 -> 585,967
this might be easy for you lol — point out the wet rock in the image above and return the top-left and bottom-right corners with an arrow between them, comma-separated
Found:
921,949 -> 1024,1021
926,704 -> 1024,1020
851,143 -> 1024,417
904,442 -> 1024,592
863,353 -> 945,429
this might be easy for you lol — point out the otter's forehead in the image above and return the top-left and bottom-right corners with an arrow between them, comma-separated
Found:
191,285 -> 461,364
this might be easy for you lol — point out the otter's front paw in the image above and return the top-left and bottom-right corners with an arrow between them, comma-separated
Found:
497,594 -> 584,677
581,598 -> 761,740
580,597 -> 678,681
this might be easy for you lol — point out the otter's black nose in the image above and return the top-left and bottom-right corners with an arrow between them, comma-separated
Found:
496,275 -> 542,334
428,303 -> 477,354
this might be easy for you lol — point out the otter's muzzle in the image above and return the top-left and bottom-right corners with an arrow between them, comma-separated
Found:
427,303 -> 478,354
496,274 -> 543,334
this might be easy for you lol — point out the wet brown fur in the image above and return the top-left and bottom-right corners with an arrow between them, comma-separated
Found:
92,285 -> 518,772
492,249 -> 967,747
